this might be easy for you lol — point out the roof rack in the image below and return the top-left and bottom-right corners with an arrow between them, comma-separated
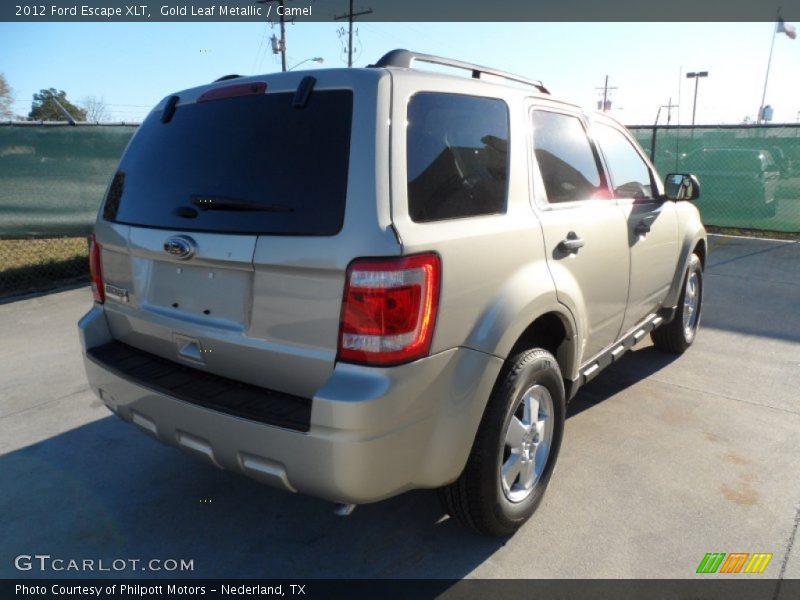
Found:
371,49 -> 550,94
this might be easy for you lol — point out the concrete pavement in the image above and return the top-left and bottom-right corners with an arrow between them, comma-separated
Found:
1,235 -> 798,581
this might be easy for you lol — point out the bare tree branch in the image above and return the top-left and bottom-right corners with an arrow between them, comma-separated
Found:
0,73 -> 14,119
81,96 -> 110,123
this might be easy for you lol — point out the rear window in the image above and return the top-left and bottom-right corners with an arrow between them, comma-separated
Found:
103,89 -> 353,235
406,92 -> 509,222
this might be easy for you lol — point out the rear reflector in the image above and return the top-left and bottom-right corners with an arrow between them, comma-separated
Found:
338,253 -> 441,366
197,82 -> 267,103
89,234 -> 104,303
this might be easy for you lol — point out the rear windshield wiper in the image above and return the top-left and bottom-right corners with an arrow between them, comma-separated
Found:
190,196 -> 294,212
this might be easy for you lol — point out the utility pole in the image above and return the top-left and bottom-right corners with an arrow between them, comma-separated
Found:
660,97 -> 678,125
595,75 -> 618,112
334,0 -> 372,67
257,0 -> 289,72
652,99 -> 678,162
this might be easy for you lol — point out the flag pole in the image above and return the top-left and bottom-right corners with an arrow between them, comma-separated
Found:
757,11 -> 779,124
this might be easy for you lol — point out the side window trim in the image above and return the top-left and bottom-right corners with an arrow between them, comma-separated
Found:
527,105 -> 611,210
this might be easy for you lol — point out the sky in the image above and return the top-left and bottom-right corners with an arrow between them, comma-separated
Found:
2,21 -> 800,125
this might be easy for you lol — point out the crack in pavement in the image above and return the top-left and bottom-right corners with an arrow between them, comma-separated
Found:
647,376 -> 800,417
706,271 -> 800,288
0,386 -> 91,421
594,367 -> 800,418
775,503 -> 800,600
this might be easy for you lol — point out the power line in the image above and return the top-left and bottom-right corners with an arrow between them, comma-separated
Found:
595,75 -> 618,112
256,0 -> 289,72
252,23 -> 269,72
10,97 -> 152,109
334,0 -> 372,67
656,97 -> 679,125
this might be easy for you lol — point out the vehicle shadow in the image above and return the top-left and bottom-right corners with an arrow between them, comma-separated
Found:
1,349 -> 681,581
567,345 -> 680,418
0,415 -> 505,580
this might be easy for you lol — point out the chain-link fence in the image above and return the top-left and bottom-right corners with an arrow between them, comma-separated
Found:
2,122 -> 799,299
0,236 -> 89,298
629,124 -> 800,233
0,123 -> 135,299
0,122 -> 137,238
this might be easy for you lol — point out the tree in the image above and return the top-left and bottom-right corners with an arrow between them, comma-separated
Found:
28,88 -> 87,122
81,96 -> 110,122
0,74 -> 13,119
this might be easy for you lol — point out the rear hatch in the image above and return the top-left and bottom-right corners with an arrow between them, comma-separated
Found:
94,70 -> 397,399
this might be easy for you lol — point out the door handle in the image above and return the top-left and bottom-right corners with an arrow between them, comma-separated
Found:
558,232 -> 585,254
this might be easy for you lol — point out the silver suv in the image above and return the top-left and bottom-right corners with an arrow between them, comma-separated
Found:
79,50 -> 706,536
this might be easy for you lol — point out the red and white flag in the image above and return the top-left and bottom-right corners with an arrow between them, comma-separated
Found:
778,18 -> 797,39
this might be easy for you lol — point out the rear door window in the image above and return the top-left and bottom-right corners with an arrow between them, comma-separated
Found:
406,92 -> 509,222
104,89 -> 353,235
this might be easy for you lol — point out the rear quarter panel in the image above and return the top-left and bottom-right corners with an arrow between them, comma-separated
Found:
387,71 -> 580,379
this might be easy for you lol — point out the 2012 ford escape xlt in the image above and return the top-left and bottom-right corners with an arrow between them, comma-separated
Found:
79,50 -> 706,536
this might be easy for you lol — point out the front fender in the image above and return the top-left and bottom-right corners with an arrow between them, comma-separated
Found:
663,202 -> 707,310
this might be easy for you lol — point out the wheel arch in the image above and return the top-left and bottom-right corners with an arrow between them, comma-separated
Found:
505,311 -> 578,386
693,238 -> 707,269
663,203 -> 707,310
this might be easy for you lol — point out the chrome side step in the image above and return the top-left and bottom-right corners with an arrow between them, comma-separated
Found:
576,308 -> 673,388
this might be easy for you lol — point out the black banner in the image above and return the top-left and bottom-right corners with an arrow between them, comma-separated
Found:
4,579 -> 800,600
2,0 -> 800,23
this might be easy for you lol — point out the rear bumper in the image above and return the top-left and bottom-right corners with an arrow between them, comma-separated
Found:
79,306 -> 503,504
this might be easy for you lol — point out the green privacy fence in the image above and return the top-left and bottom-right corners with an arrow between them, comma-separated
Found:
629,124 -> 800,232
0,123 -> 136,238
1,122 -> 797,297
2,123 -> 800,238
0,124 -> 136,297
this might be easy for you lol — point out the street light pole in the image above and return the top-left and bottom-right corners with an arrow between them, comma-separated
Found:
288,57 -> 324,71
686,71 -> 708,127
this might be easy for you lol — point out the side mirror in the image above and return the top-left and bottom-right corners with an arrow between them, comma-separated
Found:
664,173 -> 700,201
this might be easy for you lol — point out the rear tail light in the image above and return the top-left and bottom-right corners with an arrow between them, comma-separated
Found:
338,253 -> 441,366
89,234 -> 104,303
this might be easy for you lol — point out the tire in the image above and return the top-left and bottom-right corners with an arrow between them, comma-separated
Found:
651,253 -> 703,353
439,349 -> 565,536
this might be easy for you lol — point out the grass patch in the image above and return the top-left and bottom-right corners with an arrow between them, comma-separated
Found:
0,237 -> 89,298
0,237 -> 88,269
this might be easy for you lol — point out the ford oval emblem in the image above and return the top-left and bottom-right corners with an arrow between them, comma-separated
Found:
163,236 -> 196,260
